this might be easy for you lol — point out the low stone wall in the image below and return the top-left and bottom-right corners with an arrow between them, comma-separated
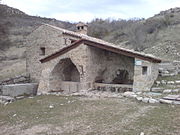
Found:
0,74 -> 31,95
94,83 -> 133,93
2,83 -> 38,97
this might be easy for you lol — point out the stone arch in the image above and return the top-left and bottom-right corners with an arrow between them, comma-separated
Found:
49,58 -> 80,91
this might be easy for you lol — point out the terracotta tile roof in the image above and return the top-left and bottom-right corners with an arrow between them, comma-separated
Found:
40,24 -> 161,63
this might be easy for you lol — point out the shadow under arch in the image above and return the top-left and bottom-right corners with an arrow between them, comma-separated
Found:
49,58 -> 80,91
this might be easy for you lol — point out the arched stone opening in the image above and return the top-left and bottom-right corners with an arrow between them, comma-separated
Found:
112,69 -> 133,84
52,58 -> 80,82
49,58 -> 80,91
94,69 -> 133,85
61,60 -> 80,82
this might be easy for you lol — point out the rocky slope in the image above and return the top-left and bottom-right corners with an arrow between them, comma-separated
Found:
0,4 -> 180,80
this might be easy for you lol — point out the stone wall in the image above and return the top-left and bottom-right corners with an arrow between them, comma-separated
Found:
38,43 -> 90,94
38,43 -> 136,93
133,58 -> 159,91
27,25 -> 160,93
26,25 -> 79,83
86,46 -> 135,84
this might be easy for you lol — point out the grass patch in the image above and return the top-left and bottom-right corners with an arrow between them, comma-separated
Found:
0,95 -> 180,135
119,104 -> 180,135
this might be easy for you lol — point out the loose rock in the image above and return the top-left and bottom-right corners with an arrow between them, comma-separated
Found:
159,99 -> 173,104
149,98 -> 159,104
123,92 -> 135,97
136,96 -> 143,101
49,105 -> 54,109
163,89 -> 172,94
142,97 -> 149,103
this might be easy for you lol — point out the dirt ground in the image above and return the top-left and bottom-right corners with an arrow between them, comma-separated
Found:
0,95 -> 180,135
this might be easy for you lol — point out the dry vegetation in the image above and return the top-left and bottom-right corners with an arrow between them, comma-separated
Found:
0,95 -> 180,135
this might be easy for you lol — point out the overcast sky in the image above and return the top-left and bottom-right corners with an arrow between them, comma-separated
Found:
1,0 -> 180,22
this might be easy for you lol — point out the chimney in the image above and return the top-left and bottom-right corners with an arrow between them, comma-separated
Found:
76,22 -> 88,35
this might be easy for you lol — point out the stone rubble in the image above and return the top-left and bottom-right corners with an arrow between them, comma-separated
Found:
121,91 -> 180,105
0,87 -> 179,106
45,90 -> 180,105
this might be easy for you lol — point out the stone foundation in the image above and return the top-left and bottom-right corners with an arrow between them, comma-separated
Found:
94,83 -> 133,93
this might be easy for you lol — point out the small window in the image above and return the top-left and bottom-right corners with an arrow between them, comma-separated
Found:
40,47 -> 45,56
142,66 -> 148,75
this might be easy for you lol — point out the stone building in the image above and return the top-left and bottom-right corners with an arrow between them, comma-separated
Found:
26,23 -> 161,94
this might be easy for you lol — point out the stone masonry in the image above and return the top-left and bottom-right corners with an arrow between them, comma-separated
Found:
26,23 -> 161,94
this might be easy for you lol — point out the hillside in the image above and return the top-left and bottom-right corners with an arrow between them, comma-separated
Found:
88,8 -> 180,61
0,4 -> 180,80
0,4 -> 74,80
